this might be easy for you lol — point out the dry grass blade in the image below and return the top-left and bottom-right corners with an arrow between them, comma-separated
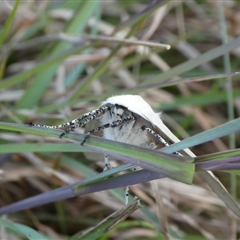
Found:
71,197 -> 141,240
76,34 -> 170,49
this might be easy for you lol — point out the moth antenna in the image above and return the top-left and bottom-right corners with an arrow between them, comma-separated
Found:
141,125 -> 181,155
141,125 -> 169,147
29,104 -> 111,138
80,115 -> 135,145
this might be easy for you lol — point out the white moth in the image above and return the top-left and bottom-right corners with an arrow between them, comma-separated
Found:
31,95 -> 234,209
31,95 -> 185,166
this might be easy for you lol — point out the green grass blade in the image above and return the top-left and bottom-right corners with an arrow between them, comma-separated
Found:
196,149 -> 240,162
0,0 -> 21,45
0,143 -> 91,153
0,121 -> 194,184
69,44 -> 125,100
14,223 -> 48,240
0,218 -> 48,240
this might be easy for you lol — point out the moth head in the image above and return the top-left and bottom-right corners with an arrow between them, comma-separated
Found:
108,104 -> 133,122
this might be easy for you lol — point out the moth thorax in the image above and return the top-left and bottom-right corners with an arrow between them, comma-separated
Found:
110,104 -> 128,121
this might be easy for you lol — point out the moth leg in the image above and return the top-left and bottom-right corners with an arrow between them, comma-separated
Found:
125,186 -> 130,205
81,115 -> 135,145
125,165 -> 139,205
29,104 -> 111,138
141,125 -> 181,155
104,154 -> 111,171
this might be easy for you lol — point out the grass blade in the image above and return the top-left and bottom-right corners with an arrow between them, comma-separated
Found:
0,0 -> 21,45
70,197 -> 141,240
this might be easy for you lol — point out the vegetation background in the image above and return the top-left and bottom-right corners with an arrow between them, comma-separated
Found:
0,0 -> 240,239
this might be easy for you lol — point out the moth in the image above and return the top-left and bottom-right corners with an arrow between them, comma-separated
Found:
30,95 -> 236,211
30,95 -> 188,167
